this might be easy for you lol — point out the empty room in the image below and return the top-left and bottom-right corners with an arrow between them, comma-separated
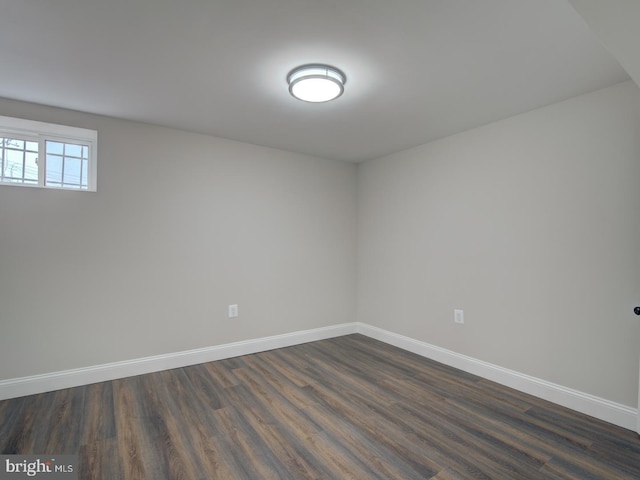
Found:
1,1 -> 639,479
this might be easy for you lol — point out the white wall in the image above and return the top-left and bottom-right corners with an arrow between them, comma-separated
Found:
2,80 -> 640,414
0,98 -> 357,380
569,1 -> 640,89
358,80 -> 640,407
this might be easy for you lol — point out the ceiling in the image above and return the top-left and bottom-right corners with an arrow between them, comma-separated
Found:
568,0 -> 640,88
0,0 -> 631,162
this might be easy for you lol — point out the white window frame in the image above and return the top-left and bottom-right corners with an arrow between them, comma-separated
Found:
0,115 -> 98,192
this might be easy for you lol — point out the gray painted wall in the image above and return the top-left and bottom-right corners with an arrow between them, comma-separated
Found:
0,98 -> 357,379
2,81 -> 639,411
358,81 -> 640,407
569,0 -> 640,89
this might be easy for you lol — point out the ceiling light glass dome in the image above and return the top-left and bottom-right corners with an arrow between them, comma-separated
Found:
287,64 -> 346,103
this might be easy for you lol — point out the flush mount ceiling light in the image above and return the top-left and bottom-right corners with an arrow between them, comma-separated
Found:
287,64 -> 347,103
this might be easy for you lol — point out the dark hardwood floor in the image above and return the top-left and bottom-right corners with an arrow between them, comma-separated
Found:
1,334 -> 638,479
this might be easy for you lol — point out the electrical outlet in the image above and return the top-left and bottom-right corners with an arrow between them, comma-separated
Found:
228,304 -> 238,318
454,309 -> 464,324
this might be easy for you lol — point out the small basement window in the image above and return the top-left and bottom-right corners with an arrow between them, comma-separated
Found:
0,115 -> 97,191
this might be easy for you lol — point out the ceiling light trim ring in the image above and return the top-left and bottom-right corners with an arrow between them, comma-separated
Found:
287,64 -> 347,103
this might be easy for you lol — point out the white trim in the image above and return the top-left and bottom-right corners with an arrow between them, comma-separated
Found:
355,323 -> 637,431
0,115 -> 96,140
0,321 -> 635,431
0,323 -> 358,401
0,115 -> 97,192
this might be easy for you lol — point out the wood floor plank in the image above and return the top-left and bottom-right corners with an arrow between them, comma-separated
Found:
82,381 -> 116,444
540,455 -> 638,480
304,401 -> 443,480
135,371 -> 203,480
430,467 -> 469,480
112,377 -> 149,480
4,391 -> 57,454
202,360 -> 241,389
0,396 -> 25,453
164,374 -> 252,479
222,383 -> 328,480
1,334 -> 638,479
587,439 -> 640,478
303,430 -> 385,480
79,437 -> 124,480
42,386 -> 86,454
300,373 -> 444,477
265,349 -> 316,388
180,364 -> 225,411
387,400 -> 546,480
214,404 -> 288,479
244,352 -> 319,408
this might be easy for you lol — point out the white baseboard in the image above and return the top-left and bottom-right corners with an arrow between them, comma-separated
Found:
356,323 -> 637,431
1,321 -> 635,432
0,323 -> 358,401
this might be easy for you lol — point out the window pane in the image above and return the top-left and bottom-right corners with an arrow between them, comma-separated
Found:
81,159 -> 88,186
0,137 -> 39,184
5,138 -> 24,150
6,150 -> 24,179
46,154 -> 62,184
63,157 -> 81,186
44,141 -> 90,188
6,149 -> 22,163
24,152 -> 38,181
64,143 -> 82,158
46,141 -> 63,155
1,116 -> 96,191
